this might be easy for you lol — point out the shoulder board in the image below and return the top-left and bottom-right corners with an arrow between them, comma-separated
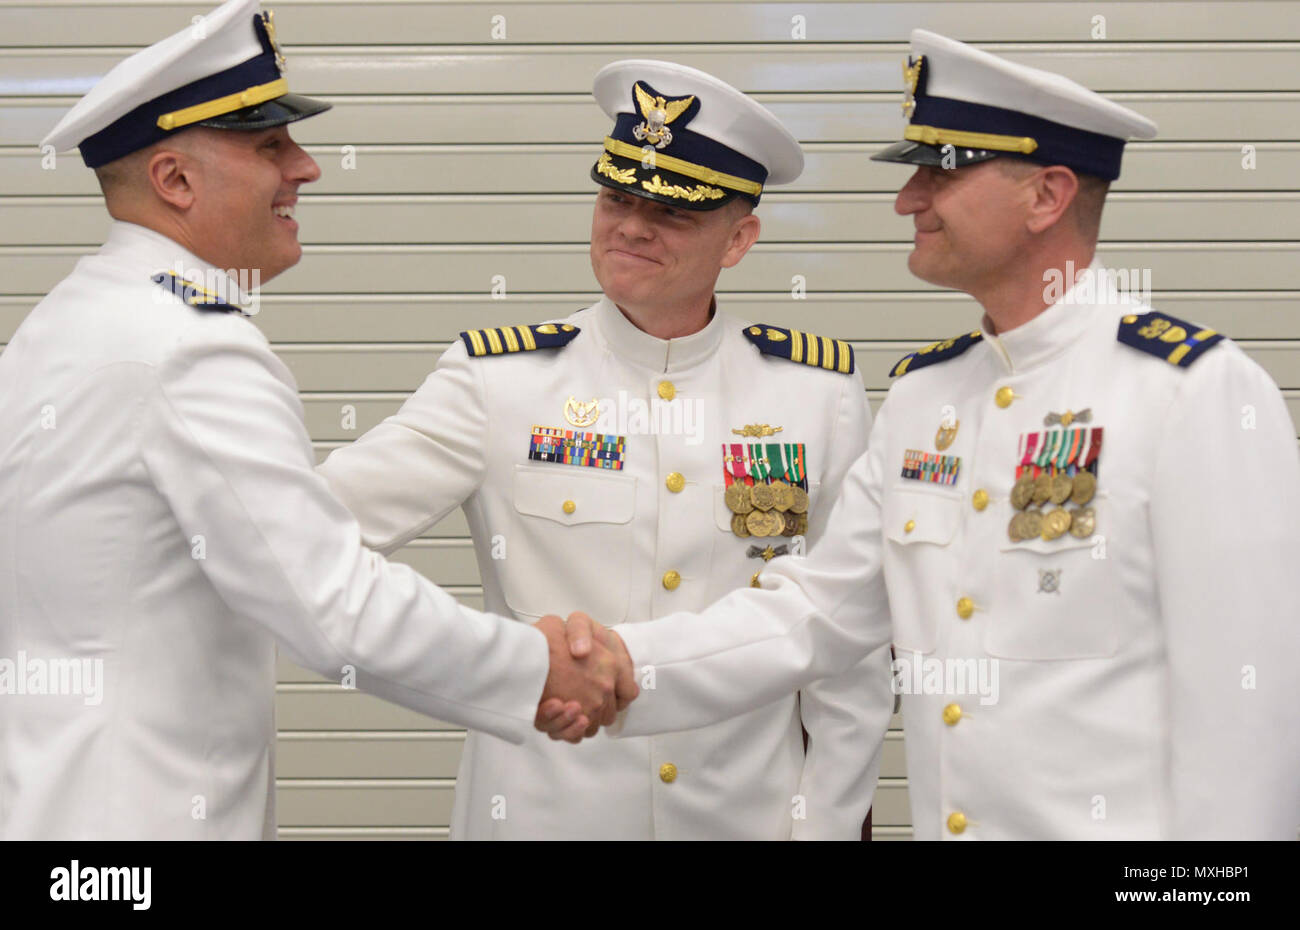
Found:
151,272 -> 243,315
1117,311 -> 1224,368
742,324 -> 855,375
459,323 -> 580,358
890,330 -> 983,377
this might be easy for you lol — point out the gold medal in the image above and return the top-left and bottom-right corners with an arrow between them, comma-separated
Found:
769,480 -> 793,513
751,483 -> 776,512
1041,507 -> 1072,541
1007,512 -> 1025,542
795,512 -> 808,535
789,486 -> 809,514
1068,506 -> 1096,538
1070,471 -> 1097,506
745,508 -> 770,537
1021,510 -> 1043,539
1049,473 -> 1073,505
725,483 -> 754,514
731,513 -> 751,537
1010,475 -> 1035,511
780,511 -> 798,537
1031,474 -> 1052,507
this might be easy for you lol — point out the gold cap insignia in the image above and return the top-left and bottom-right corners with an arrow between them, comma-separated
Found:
902,55 -> 924,117
261,10 -> 287,75
632,82 -> 695,150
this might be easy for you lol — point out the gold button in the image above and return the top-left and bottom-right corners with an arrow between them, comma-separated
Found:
562,499 -> 576,515
947,811 -> 967,834
942,703 -> 963,726
659,762 -> 677,783
665,472 -> 685,493
657,381 -> 676,401
995,386 -> 1016,408
956,597 -> 974,620
972,489 -> 989,511
904,519 -> 916,534
662,570 -> 681,591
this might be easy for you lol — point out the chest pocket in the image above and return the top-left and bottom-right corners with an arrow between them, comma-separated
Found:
503,466 -> 637,622
883,486 -> 962,653
987,492 -> 1118,659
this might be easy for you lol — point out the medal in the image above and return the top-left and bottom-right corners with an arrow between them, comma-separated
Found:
1041,507 -> 1072,541
1068,507 -> 1096,538
1049,473 -> 1073,505
1011,475 -> 1035,511
1070,471 -> 1097,506
751,483 -> 776,511
725,483 -> 754,514
789,486 -> 809,514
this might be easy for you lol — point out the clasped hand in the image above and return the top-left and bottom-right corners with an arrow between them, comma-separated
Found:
533,613 -> 638,743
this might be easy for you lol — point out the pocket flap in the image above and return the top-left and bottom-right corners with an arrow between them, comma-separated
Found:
884,486 -> 962,546
513,466 -> 636,526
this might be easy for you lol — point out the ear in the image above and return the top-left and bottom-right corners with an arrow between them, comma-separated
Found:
1025,165 -> 1079,235
720,212 -> 761,268
146,146 -> 198,211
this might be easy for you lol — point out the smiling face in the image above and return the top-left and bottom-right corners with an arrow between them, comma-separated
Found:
589,186 -> 759,317
179,125 -> 321,282
893,160 -> 1036,296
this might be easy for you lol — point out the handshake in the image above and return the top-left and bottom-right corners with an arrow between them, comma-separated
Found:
532,613 -> 639,743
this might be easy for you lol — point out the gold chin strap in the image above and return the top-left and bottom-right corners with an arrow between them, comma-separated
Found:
603,137 -> 763,197
904,123 -> 1039,155
155,77 -> 290,131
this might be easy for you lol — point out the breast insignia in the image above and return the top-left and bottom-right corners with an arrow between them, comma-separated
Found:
890,330 -> 983,377
460,323 -> 581,358
743,324 -> 855,374
1117,312 -> 1224,368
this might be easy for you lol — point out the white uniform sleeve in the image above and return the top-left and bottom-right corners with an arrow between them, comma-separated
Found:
138,323 -> 549,744
1148,344 -> 1300,839
616,400 -> 896,738
791,376 -> 893,840
317,341 -> 486,555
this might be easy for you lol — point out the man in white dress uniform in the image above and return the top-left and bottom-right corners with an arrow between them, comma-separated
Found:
0,0 -> 630,840
319,60 -> 895,840
601,31 -> 1300,839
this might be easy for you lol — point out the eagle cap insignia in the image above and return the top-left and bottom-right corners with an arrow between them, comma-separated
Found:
632,82 -> 697,150
260,10 -> 287,75
901,54 -> 924,117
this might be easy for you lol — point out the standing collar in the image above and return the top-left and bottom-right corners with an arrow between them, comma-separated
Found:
981,256 -> 1109,374
593,294 -> 725,372
98,220 -> 255,308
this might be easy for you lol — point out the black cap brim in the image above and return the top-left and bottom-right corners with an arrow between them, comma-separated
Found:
197,92 -> 332,132
870,139 -> 1003,169
591,150 -> 749,212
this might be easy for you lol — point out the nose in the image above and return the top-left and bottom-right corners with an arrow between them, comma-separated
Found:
894,168 -> 929,216
615,200 -> 655,241
285,135 -> 322,185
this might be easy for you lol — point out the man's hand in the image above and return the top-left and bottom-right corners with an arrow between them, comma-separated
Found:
534,612 -> 639,743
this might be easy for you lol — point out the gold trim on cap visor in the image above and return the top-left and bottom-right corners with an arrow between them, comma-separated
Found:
904,124 -> 1039,155
603,137 -> 764,196
155,77 -> 290,131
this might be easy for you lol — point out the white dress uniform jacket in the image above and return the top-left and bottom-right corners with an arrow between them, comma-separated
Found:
0,221 -> 549,840
319,296 -> 895,840
614,262 -> 1300,839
